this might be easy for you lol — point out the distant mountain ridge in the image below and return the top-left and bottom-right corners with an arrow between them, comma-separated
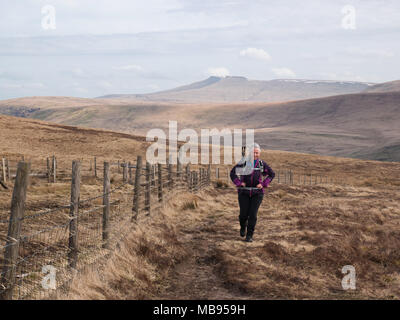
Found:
2,78 -> 400,161
364,80 -> 400,93
1,90 -> 400,161
98,76 -> 375,103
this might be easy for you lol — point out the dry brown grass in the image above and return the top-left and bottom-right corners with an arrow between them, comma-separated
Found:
120,183 -> 399,300
58,194 -> 192,300
1,114 -> 400,299
199,185 -> 400,299
17,178 -> 398,300
2,91 -> 400,161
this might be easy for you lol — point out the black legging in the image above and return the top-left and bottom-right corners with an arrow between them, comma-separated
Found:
238,192 -> 263,237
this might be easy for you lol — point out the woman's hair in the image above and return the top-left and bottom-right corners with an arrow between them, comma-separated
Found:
248,143 -> 261,151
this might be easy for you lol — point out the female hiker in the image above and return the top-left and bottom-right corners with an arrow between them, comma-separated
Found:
230,143 -> 275,242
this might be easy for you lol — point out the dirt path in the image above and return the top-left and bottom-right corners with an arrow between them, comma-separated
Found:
159,188 -> 255,300
155,182 -> 400,300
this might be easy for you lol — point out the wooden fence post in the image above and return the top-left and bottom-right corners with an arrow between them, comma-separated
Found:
6,159 -> 10,181
177,157 -> 182,179
68,161 -> 81,269
186,164 -> 190,183
158,163 -> 163,202
52,156 -> 57,183
102,162 -> 110,249
191,171 -> 195,192
188,171 -> 192,191
94,157 -> 97,178
0,162 -> 30,300
128,162 -> 133,184
47,157 -> 51,183
168,162 -> 173,188
2,158 -> 6,183
216,167 -> 219,180
123,162 -> 128,183
133,156 -> 142,220
145,162 -> 151,216
151,164 -> 156,187
208,164 -> 211,185
198,168 -> 202,188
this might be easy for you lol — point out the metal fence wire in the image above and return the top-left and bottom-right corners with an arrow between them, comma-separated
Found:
0,156 -> 345,300
0,158 -> 213,300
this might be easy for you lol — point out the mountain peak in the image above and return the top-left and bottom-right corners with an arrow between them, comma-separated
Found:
98,76 -> 375,102
223,75 -> 248,81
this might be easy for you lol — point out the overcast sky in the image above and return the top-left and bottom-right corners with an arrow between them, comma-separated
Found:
0,0 -> 399,99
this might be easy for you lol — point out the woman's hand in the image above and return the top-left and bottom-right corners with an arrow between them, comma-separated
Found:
256,184 -> 263,189
241,182 -> 246,187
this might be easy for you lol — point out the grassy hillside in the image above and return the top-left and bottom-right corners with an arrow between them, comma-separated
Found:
1,91 -> 400,161
364,80 -> 400,93
62,182 -> 400,299
1,114 -> 400,300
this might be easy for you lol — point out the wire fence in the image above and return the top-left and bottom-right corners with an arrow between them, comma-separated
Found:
0,155 -> 349,300
0,157 -> 212,300
213,166 -> 349,187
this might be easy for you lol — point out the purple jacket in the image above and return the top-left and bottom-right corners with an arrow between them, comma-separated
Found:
230,159 -> 275,196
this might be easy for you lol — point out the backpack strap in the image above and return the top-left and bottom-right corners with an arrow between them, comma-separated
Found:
252,159 -> 264,171
259,160 -> 264,173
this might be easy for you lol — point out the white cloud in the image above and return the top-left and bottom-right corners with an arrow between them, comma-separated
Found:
239,48 -> 271,61
272,67 -> 296,78
97,81 -> 113,89
1,1 -> 399,99
0,82 -> 45,89
26,82 -> 46,89
72,67 -> 85,77
0,83 -> 22,89
343,48 -> 395,58
146,84 -> 160,91
74,87 -> 89,93
206,67 -> 230,77
114,65 -> 143,71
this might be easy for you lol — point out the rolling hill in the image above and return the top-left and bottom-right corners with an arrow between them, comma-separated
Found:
1,113 -> 400,300
1,89 -> 399,161
364,80 -> 400,93
99,76 -> 375,103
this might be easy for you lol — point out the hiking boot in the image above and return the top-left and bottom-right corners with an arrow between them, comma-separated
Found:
245,236 -> 253,242
240,226 -> 246,237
